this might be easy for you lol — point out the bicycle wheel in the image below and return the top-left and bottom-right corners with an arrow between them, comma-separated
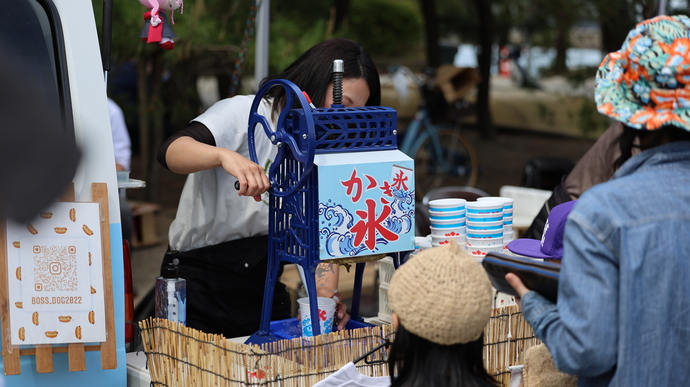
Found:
411,126 -> 479,199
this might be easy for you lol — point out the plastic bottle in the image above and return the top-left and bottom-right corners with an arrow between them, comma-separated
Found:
155,250 -> 186,325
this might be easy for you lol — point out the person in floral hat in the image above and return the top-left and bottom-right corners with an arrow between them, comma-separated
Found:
507,15 -> 690,386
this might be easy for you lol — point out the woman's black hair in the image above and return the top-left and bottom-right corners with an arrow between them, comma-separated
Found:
387,323 -> 498,387
614,125 -> 638,170
260,38 -> 381,118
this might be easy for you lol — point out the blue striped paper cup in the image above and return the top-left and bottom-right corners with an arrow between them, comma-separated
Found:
466,220 -> 503,230
428,198 -> 466,212
466,213 -> 503,222
478,196 -> 515,211
429,209 -> 466,220
429,217 -> 466,228
466,236 -> 503,247
429,226 -> 465,237
467,231 -> 503,239
466,200 -> 504,216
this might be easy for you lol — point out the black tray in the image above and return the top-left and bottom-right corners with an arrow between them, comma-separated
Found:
481,252 -> 560,303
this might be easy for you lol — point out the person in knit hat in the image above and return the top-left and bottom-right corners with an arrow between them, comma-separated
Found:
387,242 -> 498,387
507,15 -> 690,386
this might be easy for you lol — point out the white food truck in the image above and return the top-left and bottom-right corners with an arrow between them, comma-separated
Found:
0,0 -> 127,385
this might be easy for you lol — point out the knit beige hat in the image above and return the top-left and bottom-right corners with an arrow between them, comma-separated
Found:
523,344 -> 577,387
388,242 -> 493,345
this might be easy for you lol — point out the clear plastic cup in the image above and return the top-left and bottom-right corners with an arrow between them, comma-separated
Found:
298,297 -> 336,337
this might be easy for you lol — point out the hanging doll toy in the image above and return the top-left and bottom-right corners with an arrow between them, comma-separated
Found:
139,0 -> 183,50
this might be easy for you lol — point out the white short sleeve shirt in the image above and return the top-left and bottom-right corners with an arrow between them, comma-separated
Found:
168,95 -> 277,252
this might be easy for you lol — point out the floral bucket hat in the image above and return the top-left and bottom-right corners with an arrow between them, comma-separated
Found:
595,15 -> 690,131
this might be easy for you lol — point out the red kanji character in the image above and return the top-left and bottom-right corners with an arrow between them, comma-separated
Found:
392,170 -> 409,191
351,199 -> 399,250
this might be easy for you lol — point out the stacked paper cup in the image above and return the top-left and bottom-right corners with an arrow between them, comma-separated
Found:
427,199 -> 466,247
413,235 -> 433,256
478,197 -> 515,245
465,200 -> 504,259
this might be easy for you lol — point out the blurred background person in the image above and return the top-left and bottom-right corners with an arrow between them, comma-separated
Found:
109,98 -> 134,243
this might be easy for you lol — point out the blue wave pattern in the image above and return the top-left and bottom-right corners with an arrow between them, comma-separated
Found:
319,187 -> 415,258
301,315 -> 334,337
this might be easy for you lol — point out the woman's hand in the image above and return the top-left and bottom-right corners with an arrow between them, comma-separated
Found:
314,262 -> 351,331
332,291 -> 350,331
219,149 -> 270,201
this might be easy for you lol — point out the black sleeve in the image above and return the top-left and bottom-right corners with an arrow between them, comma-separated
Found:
157,121 -> 216,171
522,178 -> 572,240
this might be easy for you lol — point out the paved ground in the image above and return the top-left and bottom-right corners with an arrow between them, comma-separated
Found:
127,124 -> 598,316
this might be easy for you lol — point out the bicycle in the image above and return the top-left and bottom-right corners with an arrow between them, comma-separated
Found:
395,67 -> 479,200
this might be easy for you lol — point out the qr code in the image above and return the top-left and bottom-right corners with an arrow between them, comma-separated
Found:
33,245 -> 78,292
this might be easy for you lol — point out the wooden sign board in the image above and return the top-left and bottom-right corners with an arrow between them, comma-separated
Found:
0,183 -> 117,374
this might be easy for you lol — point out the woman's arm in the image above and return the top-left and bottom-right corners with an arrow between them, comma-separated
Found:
315,263 -> 350,330
165,135 -> 270,200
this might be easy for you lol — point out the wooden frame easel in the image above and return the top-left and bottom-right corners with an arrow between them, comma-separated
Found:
0,183 -> 117,374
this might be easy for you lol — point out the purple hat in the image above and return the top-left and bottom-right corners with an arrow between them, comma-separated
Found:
507,201 -> 576,260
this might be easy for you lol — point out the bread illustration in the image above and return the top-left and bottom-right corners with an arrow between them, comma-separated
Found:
18,327 -> 25,341
27,224 -> 38,235
54,227 -> 67,234
39,212 -> 53,219
15,267 -> 21,280
12,241 -> 20,248
58,315 -> 72,323
45,331 -> 58,339
88,311 -> 95,324
69,208 -> 76,222
89,252 -> 92,266
82,224 -> 94,236
15,301 -> 22,309
90,286 -> 97,294
32,311 -> 39,326
75,326 -> 82,340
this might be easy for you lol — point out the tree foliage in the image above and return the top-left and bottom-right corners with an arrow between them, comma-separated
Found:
348,0 -> 422,58
91,0 -> 683,198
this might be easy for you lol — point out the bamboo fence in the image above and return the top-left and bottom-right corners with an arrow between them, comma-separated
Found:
139,304 -> 539,386
483,305 -> 541,386
139,318 -> 392,386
